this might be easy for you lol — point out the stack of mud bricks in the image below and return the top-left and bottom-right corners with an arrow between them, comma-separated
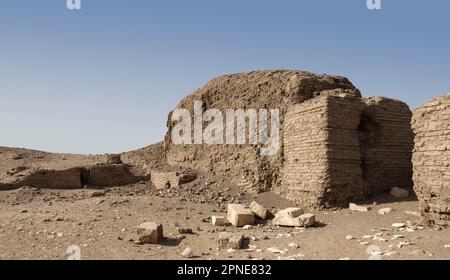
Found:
412,93 -> 450,225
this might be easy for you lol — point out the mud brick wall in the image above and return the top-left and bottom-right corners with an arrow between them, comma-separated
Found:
361,97 -> 414,194
412,93 -> 450,225
280,95 -> 413,207
325,96 -> 368,205
280,95 -> 367,207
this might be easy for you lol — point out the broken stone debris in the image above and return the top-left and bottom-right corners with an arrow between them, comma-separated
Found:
211,216 -> 227,226
181,247 -> 194,258
217,232 -> 244,250
349,203 -> 371,212
378,208 -> 392,215
227,204 -> 255,227
249,201 -> 271,219
272,208 -> 315,227
136,222 -> 163,244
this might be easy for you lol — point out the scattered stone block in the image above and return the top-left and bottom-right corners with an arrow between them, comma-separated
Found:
390,187 -> 410,198
272,212 -> 315,228
249,201 -> 271,219
378,208 -> 392,215
136,222 -> 163,244
299,214 -> 315,227
211,216 -> 226,226
217,233 -> 244,249
274,208 -> 304,218
227,204 -> 255,227
349,203 -> 371,212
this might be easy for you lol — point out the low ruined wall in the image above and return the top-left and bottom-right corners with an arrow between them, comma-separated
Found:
18,168 -> 83,189
12,164 -> 143,189
412,93 -> 450,225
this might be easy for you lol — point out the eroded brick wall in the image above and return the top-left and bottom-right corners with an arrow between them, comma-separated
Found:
280,95 -> 413,207
412,93 -> 450,225
361,97 -> 414,194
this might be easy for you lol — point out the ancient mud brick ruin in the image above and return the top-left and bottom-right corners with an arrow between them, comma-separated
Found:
412,93 -> 450,225
165,70 -> 414,207
282,94 -> 413,207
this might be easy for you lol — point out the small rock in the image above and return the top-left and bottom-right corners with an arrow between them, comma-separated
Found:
178,228 -> 194,234
242,225 -> 252,230
349,203 -> 370,212
181,247 -> 194,258
218,233 -> 244,249
136,222 -> 163,244
378,208 -> 392,215
360,241 -> 370,245
390,187 -> 409,198
392,223 -> 406,228
346,235 -> 354,240
444,245 -> 450,249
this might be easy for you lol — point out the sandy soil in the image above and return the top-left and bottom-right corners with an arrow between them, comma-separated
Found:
0,185 -> 449,260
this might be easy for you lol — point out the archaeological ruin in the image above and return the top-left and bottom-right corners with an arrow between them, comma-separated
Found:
165,70 -> 414,207
412,93 -> 450,225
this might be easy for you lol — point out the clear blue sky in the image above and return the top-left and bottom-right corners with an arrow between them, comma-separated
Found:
1,0 -> 449,154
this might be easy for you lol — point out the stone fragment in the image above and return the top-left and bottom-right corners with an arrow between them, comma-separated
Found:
349,203 -> 370,212
217,232 -> 244,249
272,213 -> 315,228
211,216 -> 226,226
378,208 -> 392,215
249,201 -> 271,219
390,187 -> 410,198
274,208 -> 304,218
392,223 -> 406,228
227,204 -> 255,227
136,222 -> 163,244
181,247 -> 194,258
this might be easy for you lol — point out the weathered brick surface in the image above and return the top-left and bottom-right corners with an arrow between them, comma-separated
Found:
412,93 -> 450,225
279,94 -> 413,207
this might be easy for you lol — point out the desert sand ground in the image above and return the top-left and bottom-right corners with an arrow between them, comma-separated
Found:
1,145 -> 449,260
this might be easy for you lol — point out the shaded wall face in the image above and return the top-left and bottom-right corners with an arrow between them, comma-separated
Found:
281,95 -> 413,208
412,94 -> 450,225
361,99 -> 414,194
